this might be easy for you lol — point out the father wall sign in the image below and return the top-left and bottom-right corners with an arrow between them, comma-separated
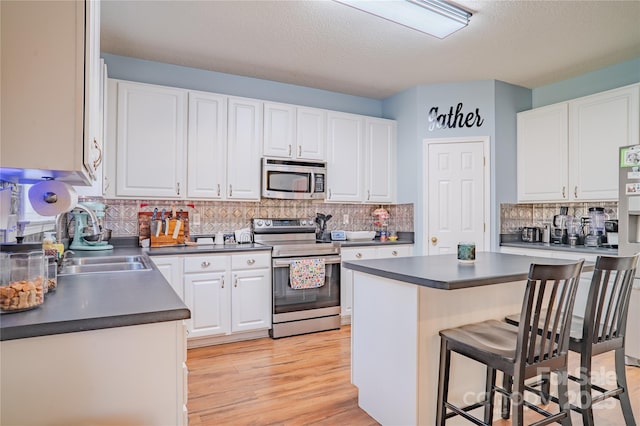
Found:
428,102 -> 484,131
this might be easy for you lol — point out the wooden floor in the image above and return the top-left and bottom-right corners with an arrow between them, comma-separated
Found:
187,325 -> 640,425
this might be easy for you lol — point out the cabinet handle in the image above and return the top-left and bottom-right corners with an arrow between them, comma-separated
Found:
562,186 -> 566,198
367,190 -> 371,201
201,261 -> 210,268
247,259 -> 255,265
392,250 -> 398,256
221,276 -> 224,288
92,138 -> 103,169
176,182 -> 181,195
356,253 -> 362,258
288,145 -> 292,156
574,186 -> 578,198
328,188 -> 332,199
234,275 -> 238,287
217,184 -> 221,197
298,145 -> 302,157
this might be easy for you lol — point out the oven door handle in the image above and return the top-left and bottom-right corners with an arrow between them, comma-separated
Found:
273,256 -> 341,268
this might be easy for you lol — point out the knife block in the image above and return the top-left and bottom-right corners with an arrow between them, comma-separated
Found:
138,212 -> 190,247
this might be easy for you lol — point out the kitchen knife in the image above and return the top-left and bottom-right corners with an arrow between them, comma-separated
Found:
151,208 -> 158,237
172,211 -> 182,239
161,208 -> 167,236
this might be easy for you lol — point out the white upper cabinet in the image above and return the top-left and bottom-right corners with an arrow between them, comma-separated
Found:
115,81 -> 188,198
517,103 -> 569,202
0,0 -> 100,184
365,117 -> 397,204
227,97 -> 263,200
187,91 -> 228,199
569,84 -> 639,200
326,112 -> 365,202
263,102 -> 326,161
326,112 -> 397,203
518,83 -> 640,202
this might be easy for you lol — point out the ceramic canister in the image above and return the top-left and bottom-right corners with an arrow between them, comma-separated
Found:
457,242 -> 476,263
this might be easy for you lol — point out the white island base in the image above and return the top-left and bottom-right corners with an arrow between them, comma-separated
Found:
351,272 -> 526,425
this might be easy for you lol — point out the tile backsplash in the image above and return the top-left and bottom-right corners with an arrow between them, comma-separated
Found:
92,198 -> 414,237
500,201 -> 618,233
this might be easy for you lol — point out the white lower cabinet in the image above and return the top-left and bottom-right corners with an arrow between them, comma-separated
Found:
340,244 -> 414,323
0,321 -> 187,425
154,252 -> 272,344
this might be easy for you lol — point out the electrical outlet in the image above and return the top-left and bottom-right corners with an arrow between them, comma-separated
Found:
192,213 -> 201,226
343,214 -> 349,225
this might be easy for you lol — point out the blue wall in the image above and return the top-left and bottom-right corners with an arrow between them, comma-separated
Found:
103,54 -> 383,117
383,80 -> 530,253
532,57 -> 640,107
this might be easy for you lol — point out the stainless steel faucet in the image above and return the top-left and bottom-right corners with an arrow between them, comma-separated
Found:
55,204 -> 101,242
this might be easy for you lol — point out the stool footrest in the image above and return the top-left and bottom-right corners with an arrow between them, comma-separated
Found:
443,401 -> 490,426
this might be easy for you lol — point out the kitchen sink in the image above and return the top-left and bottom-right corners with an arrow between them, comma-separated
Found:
58,255 -> 152,275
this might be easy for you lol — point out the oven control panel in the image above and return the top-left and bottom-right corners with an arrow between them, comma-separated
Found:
253,218 -> 316,233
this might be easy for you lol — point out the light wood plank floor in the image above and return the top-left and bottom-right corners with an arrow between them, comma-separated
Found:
187,326 -> 640,425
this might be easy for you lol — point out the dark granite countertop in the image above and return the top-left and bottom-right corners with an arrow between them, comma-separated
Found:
145,242 -> 271,256
343,252 -> 594,290
0,247 -> 190,341
500,241 -> 618,255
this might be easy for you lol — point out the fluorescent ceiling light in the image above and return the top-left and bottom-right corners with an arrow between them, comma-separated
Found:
334,0 -> 471,39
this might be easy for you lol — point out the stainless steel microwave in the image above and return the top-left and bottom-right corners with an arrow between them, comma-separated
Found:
262,158 -> 326,200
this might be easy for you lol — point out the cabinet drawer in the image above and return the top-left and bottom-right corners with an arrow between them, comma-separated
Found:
341,247 -> 377,261
184,255 -> 227,273
231,252 -> 271,270
377,246 -> 411,258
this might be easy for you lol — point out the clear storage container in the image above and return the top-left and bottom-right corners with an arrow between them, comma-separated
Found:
0,250 -> 46,313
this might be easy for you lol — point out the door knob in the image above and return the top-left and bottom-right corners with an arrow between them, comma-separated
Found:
431,237 -> 438,245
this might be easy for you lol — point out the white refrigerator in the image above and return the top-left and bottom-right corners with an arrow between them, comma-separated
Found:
617,144 -> 640,366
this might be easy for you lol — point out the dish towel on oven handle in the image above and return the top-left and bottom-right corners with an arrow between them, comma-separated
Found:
289,258 -> 326,289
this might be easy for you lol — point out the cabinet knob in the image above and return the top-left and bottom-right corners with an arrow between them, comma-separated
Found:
201,261 -> 210,268
247,259 -> 255,265
356,253 -> 362,258
431,237 -> 438,245
392,250 -> 398,256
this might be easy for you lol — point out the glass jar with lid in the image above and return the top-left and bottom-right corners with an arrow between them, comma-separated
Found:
0,250 -> 46,313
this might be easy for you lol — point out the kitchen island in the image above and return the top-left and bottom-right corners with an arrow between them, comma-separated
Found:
343,252 -> 592,426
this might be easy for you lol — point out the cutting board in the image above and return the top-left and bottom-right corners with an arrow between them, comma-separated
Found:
138,212 -> 190,247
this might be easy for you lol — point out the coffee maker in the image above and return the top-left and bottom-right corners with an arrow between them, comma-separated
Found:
551,206 -> 569,244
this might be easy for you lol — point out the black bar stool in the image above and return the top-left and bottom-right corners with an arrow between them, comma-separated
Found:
436,260 -> 584,426
504,254 -> 639,426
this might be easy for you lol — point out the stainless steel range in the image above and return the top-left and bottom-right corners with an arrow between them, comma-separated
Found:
253,218 -> 341,338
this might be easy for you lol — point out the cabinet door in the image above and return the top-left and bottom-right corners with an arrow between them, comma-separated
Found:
326,112 -> 365,202
150,256 -> 184,300
231,268 -> 272,333
297,107 -> 326,161
365,118 -> 396,203
570,84 -> 639,200
340,247 -> 377,318
187,91 -> 227,199
184,272 -> 230,338
263,102 -> 296,159
227,97 -> 262,200
0,0 -> 92,184
83,0 -> 101,182
517,103 -> 569,202
116,81 -> 187,198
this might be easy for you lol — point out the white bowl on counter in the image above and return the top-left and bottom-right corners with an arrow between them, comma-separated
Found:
345,231 -> 376,241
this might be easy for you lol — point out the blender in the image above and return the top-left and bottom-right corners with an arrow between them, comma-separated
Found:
584,207 -> 606,247
551,206 -> 569,244
68,202 -> 113,251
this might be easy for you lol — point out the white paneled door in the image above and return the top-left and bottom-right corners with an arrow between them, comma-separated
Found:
426,138 -> 487,255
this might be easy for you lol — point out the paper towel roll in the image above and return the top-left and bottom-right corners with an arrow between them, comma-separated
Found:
28,181 -> 78,216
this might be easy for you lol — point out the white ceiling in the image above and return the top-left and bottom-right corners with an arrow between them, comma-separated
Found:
101,0 -> 640,100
